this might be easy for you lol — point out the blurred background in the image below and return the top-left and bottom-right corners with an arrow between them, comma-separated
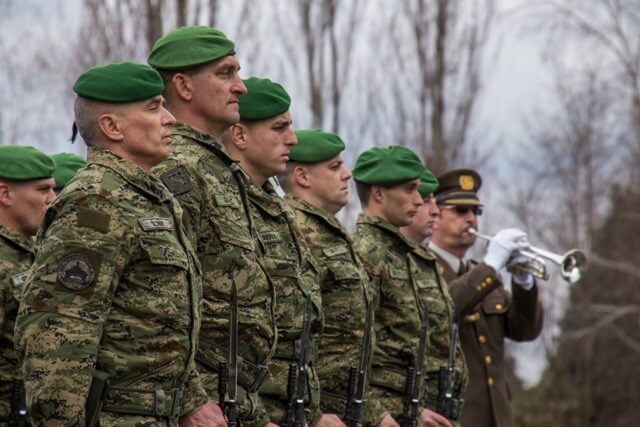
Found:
1,1 -> 638,425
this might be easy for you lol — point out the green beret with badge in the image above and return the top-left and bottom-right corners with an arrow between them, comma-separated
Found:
352,145 -> 424,186
290,129 -> 345,163
239,77 -> 291,121
51,153 -> 86,189
434,168 -> 482,206
148,26 -> 235,70
73,62 -> 164,103
418,167 -> 439,198
0,145 -> 55,181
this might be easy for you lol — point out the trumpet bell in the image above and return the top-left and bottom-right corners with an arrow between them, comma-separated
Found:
560,249 -> 588,284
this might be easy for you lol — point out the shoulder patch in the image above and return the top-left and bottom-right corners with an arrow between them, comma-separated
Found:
57,252 -> 97,291
214,194 -> 240,208
322,245 -> 348,258
160,166 -> 192,195
139,217 -> 173,231
11,271 -> 29,287
78,207 -> 111,233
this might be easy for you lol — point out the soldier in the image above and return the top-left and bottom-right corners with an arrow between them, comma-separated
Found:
15,62 -> 216,426
352,146 -> 462,427
225,77 -> 333,426
148,26 -> 275,427
428,169 -> 544,427
51,152 -> 86,194
277,129 -> 372,425
0,145 -> 56,425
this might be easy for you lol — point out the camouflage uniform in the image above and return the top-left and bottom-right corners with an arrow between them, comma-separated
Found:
0,224 -> 34,423
15,147 -> 207,426
246,181 -> 324,424
353,214 -> 467,426
151,123 -> 276,426
285,195 -> 371,416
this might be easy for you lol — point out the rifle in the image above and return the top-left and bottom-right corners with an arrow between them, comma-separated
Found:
8,379 -> 27,427
281,293 -> 313,427
436,312 -> 463,420
397,309 -> 429,427
218,282 -> 238,427
344,301 -> 374,427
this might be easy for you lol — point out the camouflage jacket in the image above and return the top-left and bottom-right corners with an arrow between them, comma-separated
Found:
0,223 -> 34,417
285,195 -> 372,415
353,214 -> 467,425
15,147 -> 207,426
152,123 -> 276,426
246,181 -> 324,423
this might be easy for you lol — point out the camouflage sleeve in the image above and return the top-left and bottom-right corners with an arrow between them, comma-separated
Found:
15,195 -> 129,425
181,363 -> 210,416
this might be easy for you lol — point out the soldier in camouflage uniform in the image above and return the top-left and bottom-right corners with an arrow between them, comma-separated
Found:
0,145 -> 56,425
225,77 -> 333,426
352,146 -> 466,427
148,26 -> 275,427
277,129 -> 372,423
15,62 -> 215,426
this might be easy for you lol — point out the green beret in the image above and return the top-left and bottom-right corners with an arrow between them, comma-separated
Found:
352,145 -> 424,186
51,153 -> 86,189
73,62 -> 164,103
290,129 -> 345,163
239,77 -> 291,120
418,168 -> 439,198
0,145 -> 55,181
148,26 -> 235,70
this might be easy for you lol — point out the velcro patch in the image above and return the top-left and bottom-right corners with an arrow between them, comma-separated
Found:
11,271 -> 29,287
214,194 -> 240,208
160,166 -> 192,195
57,252 -> 97,291
322,245 -> 348,258
78,207 -> 111,233
389,268 -> 409,280
139,217 -> 173,231
260,232 -> 281,244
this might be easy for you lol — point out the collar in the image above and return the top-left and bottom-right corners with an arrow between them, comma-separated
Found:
0,223 -> 35,253
247,179 -> 285,217
171,122 -> 238,163
428,241 -> 463,273
285,194 -> 350,241
356,212 -> 418,249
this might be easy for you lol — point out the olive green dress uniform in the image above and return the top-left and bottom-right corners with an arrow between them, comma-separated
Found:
353,214 -> 466,426
0,225 -> 35,422
285,195 -> 371,416
148,28 -> 277,426
430,169 -> 543,427
16,147 -> 207,426
151,123 -> 276,426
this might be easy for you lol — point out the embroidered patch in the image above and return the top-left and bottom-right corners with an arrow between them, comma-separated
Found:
139,217 -> 173,231
160,167 -> 192,195
322,245 -> 348,258
57,252 -> 96,291
11,271 -> 29,287
260,232 -> 281,244
214,194 -> 240,208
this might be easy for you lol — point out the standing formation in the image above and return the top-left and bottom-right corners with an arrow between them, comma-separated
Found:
0,25 -> 550,427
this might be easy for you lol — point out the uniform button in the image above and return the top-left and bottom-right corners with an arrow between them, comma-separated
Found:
486,277 -> 493,285
484,355 -> 492,365
478,335 -> 487,344
487,377 -> 494,386
476,285 -> 482,292
495,303 -> 503,311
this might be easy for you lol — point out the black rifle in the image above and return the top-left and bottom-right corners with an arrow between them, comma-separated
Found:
436,312 -> 463,420
281,293 -> 313,427
218,282 -> 238,427
344,301 -> 374,427
8,379 -> 27,427
397,310 -> 429,427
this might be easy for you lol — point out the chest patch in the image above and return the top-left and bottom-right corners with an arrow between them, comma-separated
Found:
160,166 -> 192,195
260,231 -> 282,244
214,194 -> 240,208
57,252 -> 96,291
139,217 -> 173,231
322,245 -> 348,258
10,271 -> 29,287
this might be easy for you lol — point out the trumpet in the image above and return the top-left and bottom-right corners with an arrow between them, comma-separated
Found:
467,228 -> 587,284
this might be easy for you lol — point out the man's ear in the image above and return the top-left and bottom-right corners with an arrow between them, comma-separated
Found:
229,124 -> 248,150
172,73 -> 194,102
372,185 -> 384,203
293,165 -> 311,188
98,113 -> 125,142
0,182 -> 13,207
